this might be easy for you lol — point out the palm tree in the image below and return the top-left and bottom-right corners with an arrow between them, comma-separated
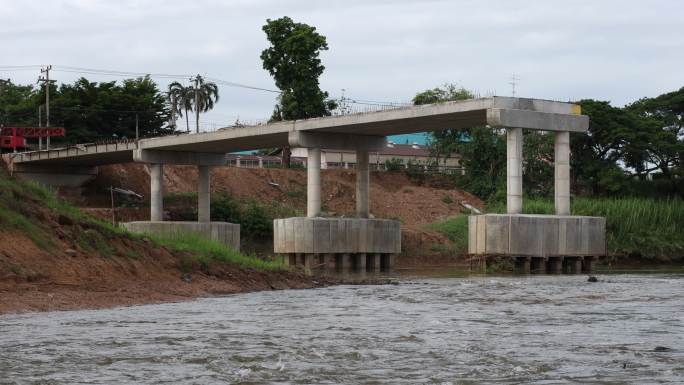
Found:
167,82 -> 193,132
190,75 -> 219,133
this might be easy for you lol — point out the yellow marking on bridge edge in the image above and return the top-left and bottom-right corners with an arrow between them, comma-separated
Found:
571,105 -> 582,115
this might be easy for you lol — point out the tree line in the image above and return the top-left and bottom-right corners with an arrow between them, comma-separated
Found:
415,84 -> 684,198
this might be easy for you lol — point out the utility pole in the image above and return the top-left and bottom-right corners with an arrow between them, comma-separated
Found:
38,105 -> 42,150
38,65 -> 53,149
193,75 -> 200,134
135,113 -> 139,145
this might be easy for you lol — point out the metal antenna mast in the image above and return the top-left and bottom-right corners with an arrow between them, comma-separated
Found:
509,74 -> 520,97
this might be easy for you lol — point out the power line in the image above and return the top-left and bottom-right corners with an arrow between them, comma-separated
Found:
1,64 -> 412,110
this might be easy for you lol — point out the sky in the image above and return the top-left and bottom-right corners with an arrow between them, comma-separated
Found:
1,0 -> 683,134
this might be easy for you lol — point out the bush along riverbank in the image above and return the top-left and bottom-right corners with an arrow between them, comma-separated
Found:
0,170 -> 338,314
427,197 -> 684,263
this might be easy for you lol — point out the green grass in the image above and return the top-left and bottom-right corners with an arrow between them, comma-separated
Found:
426,215 -> 469,254
147,232 -> 284,271
1,173 -> 284,270
429,197 -> 684,260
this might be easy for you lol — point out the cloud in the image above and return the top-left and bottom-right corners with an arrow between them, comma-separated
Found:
1,0 -> 682,127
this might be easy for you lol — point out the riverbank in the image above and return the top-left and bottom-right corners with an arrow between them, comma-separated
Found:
0,267 -> 332,315
0,168 -> 388,315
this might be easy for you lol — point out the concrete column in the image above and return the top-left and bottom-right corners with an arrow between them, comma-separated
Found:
198,165 -> 211,222
571,257 -> 583,274
307,147 -> 321,218
519,257 -> 531,274
357,253 -> 367,273
356,149 -> 370,218
555,131 -> 571,215
258,157 -> 263,168
323,253 -> 336,270
506,127 -> 523,214
150,163 -> 164,221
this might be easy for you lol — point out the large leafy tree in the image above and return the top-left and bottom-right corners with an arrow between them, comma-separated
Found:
260,16 -> 336,165
0,76 -> 172,145
51,76 -> 171,143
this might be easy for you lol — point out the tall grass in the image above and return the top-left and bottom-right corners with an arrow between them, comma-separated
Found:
147,232 -> 285,271
426,215 -> 469,254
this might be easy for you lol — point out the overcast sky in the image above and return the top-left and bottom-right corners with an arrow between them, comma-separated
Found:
2,0 -> 683,130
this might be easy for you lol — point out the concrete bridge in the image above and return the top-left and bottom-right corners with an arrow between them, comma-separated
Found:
4,96 -> 603,273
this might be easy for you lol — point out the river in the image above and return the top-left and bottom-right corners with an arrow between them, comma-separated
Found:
1,274 -> 683,384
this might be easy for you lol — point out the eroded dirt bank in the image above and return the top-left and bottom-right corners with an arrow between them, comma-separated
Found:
81,164 -> 483,265
0,164 -> 479,315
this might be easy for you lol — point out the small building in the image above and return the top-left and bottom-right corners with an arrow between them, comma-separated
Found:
225,142 -> 461,173
291,142 -> 462,173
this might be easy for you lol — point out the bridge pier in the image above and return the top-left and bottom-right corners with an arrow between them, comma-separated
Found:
122,149 -> 240,250
275,132 -> 401,274
469,106 -> 607,267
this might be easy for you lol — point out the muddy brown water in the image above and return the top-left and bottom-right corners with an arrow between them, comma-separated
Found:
1,274 -> 683,384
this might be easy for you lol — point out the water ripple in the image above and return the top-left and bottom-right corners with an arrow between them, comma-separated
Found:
1,274 -> 683,384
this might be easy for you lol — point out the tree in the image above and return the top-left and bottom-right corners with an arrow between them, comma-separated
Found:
189,75 -> 219,133
412,83 -> 474,106
260,16 -> 337,166
0,76 -> 171,145
413,84 -> 474,166
168,82 -> 193,132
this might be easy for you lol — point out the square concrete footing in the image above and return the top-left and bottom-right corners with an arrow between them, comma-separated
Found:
274,217 -> 400,274
468,214 -> 606,257
122,221 -> 240,250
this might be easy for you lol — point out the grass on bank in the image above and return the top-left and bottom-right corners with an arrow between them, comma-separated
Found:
145,232 -> 284,271
0,172 -> 281,271
427,197 -> 684,260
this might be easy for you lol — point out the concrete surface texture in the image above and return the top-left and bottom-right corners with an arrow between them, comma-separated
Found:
197,165 -> 210,222
149,163 -> 164,222
306,147 -> 321,218
468,214 -> 606,257
273,217 -> 401,254
506,127 -> 523,214
355,149 -> 370,218
122,221 -> 240,250
554,131 -> 571,215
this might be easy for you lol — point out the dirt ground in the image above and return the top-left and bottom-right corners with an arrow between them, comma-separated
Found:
0,224 -> 343,315
0,165 -> 482,314
83,164 -> 483,226
80,165 -> 483,264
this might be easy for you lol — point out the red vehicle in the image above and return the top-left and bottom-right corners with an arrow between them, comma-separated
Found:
0,127 -> 65,151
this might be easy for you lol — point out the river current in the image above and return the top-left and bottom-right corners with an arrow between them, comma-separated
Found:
1,274 -> 683,384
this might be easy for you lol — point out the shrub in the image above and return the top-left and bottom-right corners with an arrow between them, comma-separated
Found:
241,201 -> 272,240
384,158 -> 404,171
211,190 -> 242,223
